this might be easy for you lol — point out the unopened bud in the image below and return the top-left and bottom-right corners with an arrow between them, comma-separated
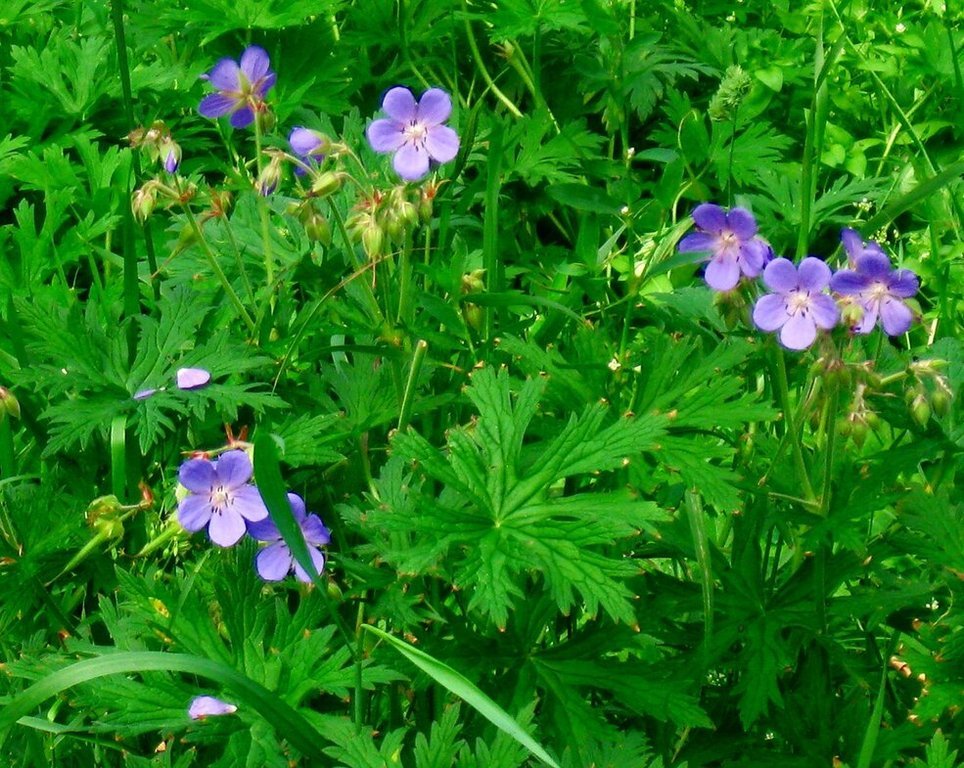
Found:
361,225 -> 384,260
930,387 -> 950,417
309,171 -> 340,198
257,154 -> 284,196
463,303 -> 483,331
132,182 -> 159,222
160,139 -> 181,173
303,210 -> 331,245
910,394 -> 931,427
0,386 -> 20,420
461,269 -> 486,294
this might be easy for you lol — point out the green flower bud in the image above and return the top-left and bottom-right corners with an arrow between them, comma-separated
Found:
0,386 -> 20,420
310,171 -> 341,198
910,394 -> 931,427
132,182 -> 159,222
303,210 -> 331,245
362,225 -> 384,260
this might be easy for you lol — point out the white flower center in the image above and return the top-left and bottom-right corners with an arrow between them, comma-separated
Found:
788,290 -> 811,313
403,121 -> 428,144
210,485 -> 231,512
868,281 -> 889,299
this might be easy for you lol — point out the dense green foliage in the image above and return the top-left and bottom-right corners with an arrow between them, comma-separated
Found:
0,0 -> 961,766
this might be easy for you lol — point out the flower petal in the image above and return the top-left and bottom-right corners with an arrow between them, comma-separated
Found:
888,269 -> 919,298
417,88 -> 452,125
366,119 -> 406,153
133,387 -> 158,401
704,255 -> 740,291
854,299 -> 879,334
293,546 -> 326,583
176,367 -> 211,390
725,207 -> 758,239
229,106 -> 255,128
287,493 -> 307,522
199,93 -> 239,118
189,696 -> 237,720
677,232 -> 717,253
382,87 -> 417,121
204,58 -> 241,91
830,268 -> 870,295
691,203 -> 726,233
208,509 -> 247,547
393,142 -> 430,181
302,514 -> 332,545
809,293 -> 840,330
738,239 -> 768,276
256,542 -> 292,580
855,251 -> 892,280
289,127 -> 323,157
239,46 -> 271,84
254,72 -> 276,97
840,228 -> 863,261
879,297 -> 913,336
215,450 -> 253,488
178,495 -> 213,532
246,514 -> 280,541
753,294 -> 790,332
780,311 -> 817,350
179,458 -> 217,493
231,484 -> 269,522
762,258 -> 798,293
796,257 -> 831,291
425,124 -> 459,164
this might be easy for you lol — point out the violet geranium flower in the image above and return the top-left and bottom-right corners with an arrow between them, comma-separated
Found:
678,204 -> 771,291
366,87 -> 460,181
188,696 -> 237,720
247,493 -> 330,582
288,127 -> 328,175
830,234 -> 919,336
753,257 -> 840,350
198,45 -> 276,129
178,450 -> 269,547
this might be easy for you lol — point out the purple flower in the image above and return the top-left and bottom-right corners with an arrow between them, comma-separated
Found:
753,257 -> 840,350
247,493 -> 330,582
830,232 -> 919,336
678,204 -> 771,291
188,695 -> 237,720
840,227 -> 887,266
178,450 -> 268,547
198,45 -> 276,129
288,127 -> 328,175
366,87 -> 460,181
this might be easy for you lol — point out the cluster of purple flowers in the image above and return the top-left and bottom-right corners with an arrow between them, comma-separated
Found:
679,204 -> 920,350
176,449 -> 330,582
197,46 -> 459,183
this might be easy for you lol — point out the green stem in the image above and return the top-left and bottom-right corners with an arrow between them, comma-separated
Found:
397,340 -> 428,432
354,602 -> 366,730
461,0 -> 524,118
396,233 -> 414,326
772,346 -> 816,502
178,198 -> 256,333
252,119 -> 276,293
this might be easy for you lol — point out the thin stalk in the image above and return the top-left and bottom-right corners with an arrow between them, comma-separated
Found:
771,346 -> 816,502
397,340 -> 429,433
396,233 -> 414,326
252,119 -> 276,292
178,198 -> 256,333
461,0 -> 524,118
354,602 -> 366,730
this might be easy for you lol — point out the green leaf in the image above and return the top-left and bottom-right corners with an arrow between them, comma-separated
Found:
363,625 -> 561,768
0,651 -> 327,760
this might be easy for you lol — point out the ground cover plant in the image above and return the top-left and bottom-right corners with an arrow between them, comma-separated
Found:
0,0 -> 961,766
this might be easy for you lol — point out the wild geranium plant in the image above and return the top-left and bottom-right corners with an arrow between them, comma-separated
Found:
0,5 -> 959,768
